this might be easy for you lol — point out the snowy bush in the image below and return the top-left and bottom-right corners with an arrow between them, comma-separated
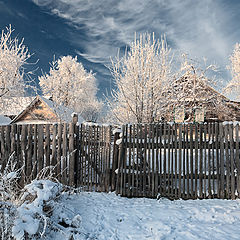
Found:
0,152 -> 21,239
0,156 -> 84,239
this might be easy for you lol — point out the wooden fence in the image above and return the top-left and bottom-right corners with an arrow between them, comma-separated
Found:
0,122 -> 240,200
0,123 -> 115,190
116,123 -> 240,199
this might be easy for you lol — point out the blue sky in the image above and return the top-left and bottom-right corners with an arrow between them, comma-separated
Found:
0,0 -> 240,97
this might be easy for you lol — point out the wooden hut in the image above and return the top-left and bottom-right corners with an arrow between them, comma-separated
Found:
11,95 -> 83,124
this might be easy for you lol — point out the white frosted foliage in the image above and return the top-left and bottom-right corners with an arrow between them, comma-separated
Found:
39,55 -> 102,122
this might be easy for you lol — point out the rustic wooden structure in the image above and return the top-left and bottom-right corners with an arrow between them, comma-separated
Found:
0,122 -> 240,200
11,95 -> 81,125
165,82 -> 240,123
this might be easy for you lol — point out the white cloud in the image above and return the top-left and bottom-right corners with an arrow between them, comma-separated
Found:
32,0 -> 239,81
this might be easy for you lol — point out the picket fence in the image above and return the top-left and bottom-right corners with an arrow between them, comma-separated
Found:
0,122 -> 240,200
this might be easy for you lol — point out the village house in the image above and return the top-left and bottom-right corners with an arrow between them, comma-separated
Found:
165,81 -> 240,123
11,95 -> 83,125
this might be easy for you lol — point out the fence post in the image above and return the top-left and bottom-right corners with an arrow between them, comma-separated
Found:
111,128 -> 120,191
69,122 -> 75,187
219,123 -> 225,199
236,123 -> 240,198
116,125 -> 125,195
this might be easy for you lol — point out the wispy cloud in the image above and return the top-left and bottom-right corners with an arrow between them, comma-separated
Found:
32,0 -> 240,80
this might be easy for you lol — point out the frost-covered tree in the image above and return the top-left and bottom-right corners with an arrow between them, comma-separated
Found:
225,43 -> 240,100
0,25 -> 34,98
39,55 -> 102,122
107,33 -> 172,124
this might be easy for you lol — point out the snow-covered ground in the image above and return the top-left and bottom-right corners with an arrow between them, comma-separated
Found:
3,179 -> 240,239
61,192 -> 240,240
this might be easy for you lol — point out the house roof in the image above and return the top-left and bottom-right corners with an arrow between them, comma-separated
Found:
11,95 -> 84,124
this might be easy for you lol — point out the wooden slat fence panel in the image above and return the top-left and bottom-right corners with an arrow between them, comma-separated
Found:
0,122 -> 240,200
115,122 -> 240,200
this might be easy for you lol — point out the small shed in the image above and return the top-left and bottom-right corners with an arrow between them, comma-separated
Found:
11,95 -> 83,125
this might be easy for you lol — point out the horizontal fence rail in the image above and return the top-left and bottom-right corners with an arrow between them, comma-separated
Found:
0,122 -> 240,200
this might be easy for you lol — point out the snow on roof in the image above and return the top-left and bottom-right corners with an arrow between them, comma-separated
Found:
0,96 -> 35,116
38,96 -> 75,122
11,95 -> 85,124
0,115 -> 11,125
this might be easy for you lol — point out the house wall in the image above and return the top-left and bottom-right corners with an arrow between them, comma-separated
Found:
15,101 -> 59,123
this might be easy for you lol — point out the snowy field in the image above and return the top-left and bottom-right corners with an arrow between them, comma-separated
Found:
3,179 -> 240,239
60,192 -> 240,240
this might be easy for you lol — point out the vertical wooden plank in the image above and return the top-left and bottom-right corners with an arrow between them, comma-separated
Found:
5,125 -> 10,163
0,126 -> 5,173
182,124 -> 186,199
169,124 -> 172,197
32,125 -> 37,179
93,126 -> 97,191
236,123 -> 240,198
215,122 -> 220,198
103,126 -> 106,192
207,123 -> 212,198
95,125 -> 100,191
151,124 -> 155,197
141,124 -> 146,196
51,124 -> 57,177
99,126 -> 104,191
21,125 -> 27,182
107,126 -> 112,193
204,124 -> 207,198
224,124 -> 230,199
62,123 -> 68,185
79,124 -> 83,186
122,124 -> 128,196
136,124 -> 140,197
163,123 -> 167,197
16,125 -> 24,187
26,125 -> 33,180
120,125 -> 126,196
89,126 -> 93,191
132,125 -> 136,196
69,123 -> 75,187
45,125 -> 50,171
37,125 -> 44,174
190,124 -> 194,198
155,124 -> 159,197
159,124 -> 162,196
174,124 -> 178,199
186,124 -> 190,199
219,123 -> 225,199
112,128 -> 120,191
211,123 -> 215,197
147,124 -> 152,197
57,124 -> 62,182
194,123 -> 198,199
178,124 -> 182,199
87,125 -> 91,191
10,124 -> 16,160
170,125 -> 174,199
229,124 -> 235,199
199,124 -> 203,199
128,125 -> 132,197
